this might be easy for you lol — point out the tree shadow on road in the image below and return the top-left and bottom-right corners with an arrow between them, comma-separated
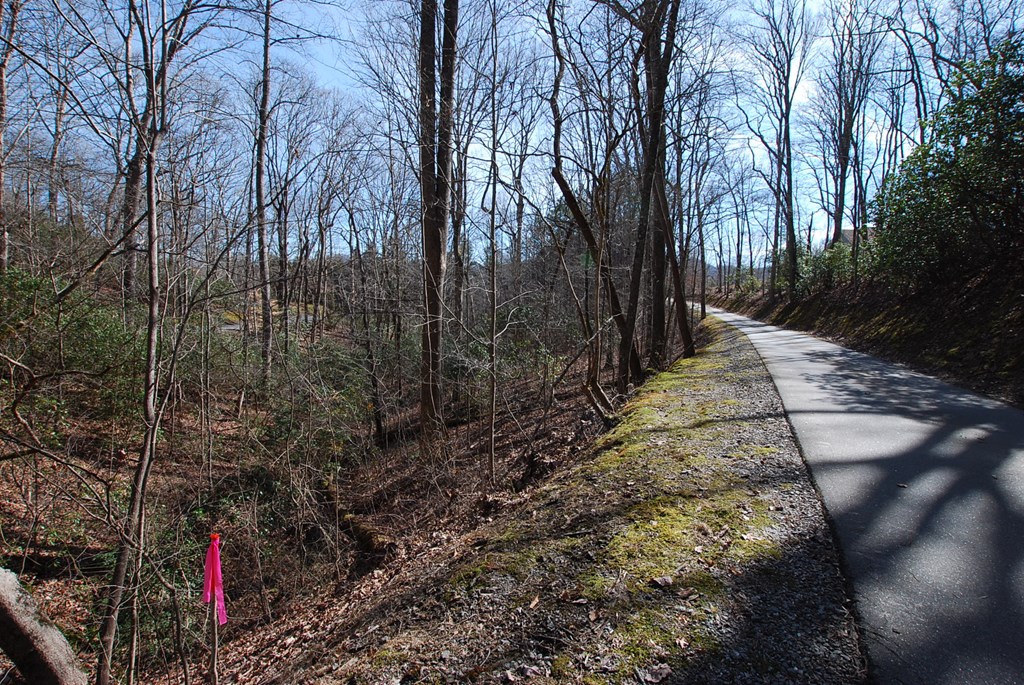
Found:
792,343 -> 1024,684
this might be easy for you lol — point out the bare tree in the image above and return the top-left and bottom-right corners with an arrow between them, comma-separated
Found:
813,0 -> 885,246
545,0 -> 628,415
0,0 -> 24,274
87,0 -> 221,681
665,7 -> 729,328
253,0 -> 274,386
600,0 -> 684,380
418,0 -> 459,447
739,0 -> 814,297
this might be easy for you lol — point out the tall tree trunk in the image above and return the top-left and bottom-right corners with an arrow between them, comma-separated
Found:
783,106 -> 798,297
619,0 -> 682,391
698,209 -> 706,319
449,144 -> 468,330
649,151 -> 668,368
119,149 -> 144,299
0,0 -> 22,274
97,119 -> 162,685
255,0 -> 274,387
769,143 -> 782,299
486,1 -> 499,481
48,83 -> 68,224
351,208 -> 386,443
512,152 -> 526,294
93,2 -> 203,677
661,184 -> 695,358
547,0 -> 642,387
418,0 -> 459,445
276,187 -> 290,353
830,103 -> 855,246
734,206 -> 744,291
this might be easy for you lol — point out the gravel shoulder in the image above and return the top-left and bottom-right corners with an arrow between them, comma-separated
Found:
160,319 -> 866,684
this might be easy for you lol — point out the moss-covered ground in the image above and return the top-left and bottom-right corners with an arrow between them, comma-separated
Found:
295,318 -> 848,684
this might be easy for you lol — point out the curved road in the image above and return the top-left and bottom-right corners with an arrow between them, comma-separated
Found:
709,307 -> 1024,685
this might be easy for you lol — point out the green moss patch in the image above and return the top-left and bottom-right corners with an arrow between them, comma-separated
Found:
428,323 -> 784,681
326,320 -> 810,684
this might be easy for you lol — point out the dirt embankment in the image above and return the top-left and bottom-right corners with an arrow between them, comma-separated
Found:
712,273 -> 1024,409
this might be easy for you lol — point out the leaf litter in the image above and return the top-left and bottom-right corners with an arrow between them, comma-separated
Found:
147,318 -> 867,684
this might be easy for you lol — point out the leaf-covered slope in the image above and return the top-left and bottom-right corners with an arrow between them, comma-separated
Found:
163,320 -> 864,684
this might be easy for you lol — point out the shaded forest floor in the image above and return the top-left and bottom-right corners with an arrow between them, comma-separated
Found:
0,341 -> 609,682
145,320 -> 864,684
710,269 -> 1024,409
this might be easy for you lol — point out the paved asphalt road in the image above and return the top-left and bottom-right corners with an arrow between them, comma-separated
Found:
708,307 -> 1024,685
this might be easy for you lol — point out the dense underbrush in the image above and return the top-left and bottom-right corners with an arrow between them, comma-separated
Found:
0,265 -> 613,681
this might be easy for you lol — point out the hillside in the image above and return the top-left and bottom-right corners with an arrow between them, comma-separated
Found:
144,320 -> 864,684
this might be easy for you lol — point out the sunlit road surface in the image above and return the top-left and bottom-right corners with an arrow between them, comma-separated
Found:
710,307 -> 1024,684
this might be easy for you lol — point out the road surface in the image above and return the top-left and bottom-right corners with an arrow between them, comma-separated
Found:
709,307 -> 1024,685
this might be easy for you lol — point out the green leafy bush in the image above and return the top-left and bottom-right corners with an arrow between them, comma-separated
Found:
873,38 -> 1024,288
801,243 -> 853,293
0,269 -> 141,437
736,274 -> 762,296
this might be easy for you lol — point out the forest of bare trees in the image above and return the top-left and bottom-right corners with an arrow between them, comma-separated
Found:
1,0 -> 1021,681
